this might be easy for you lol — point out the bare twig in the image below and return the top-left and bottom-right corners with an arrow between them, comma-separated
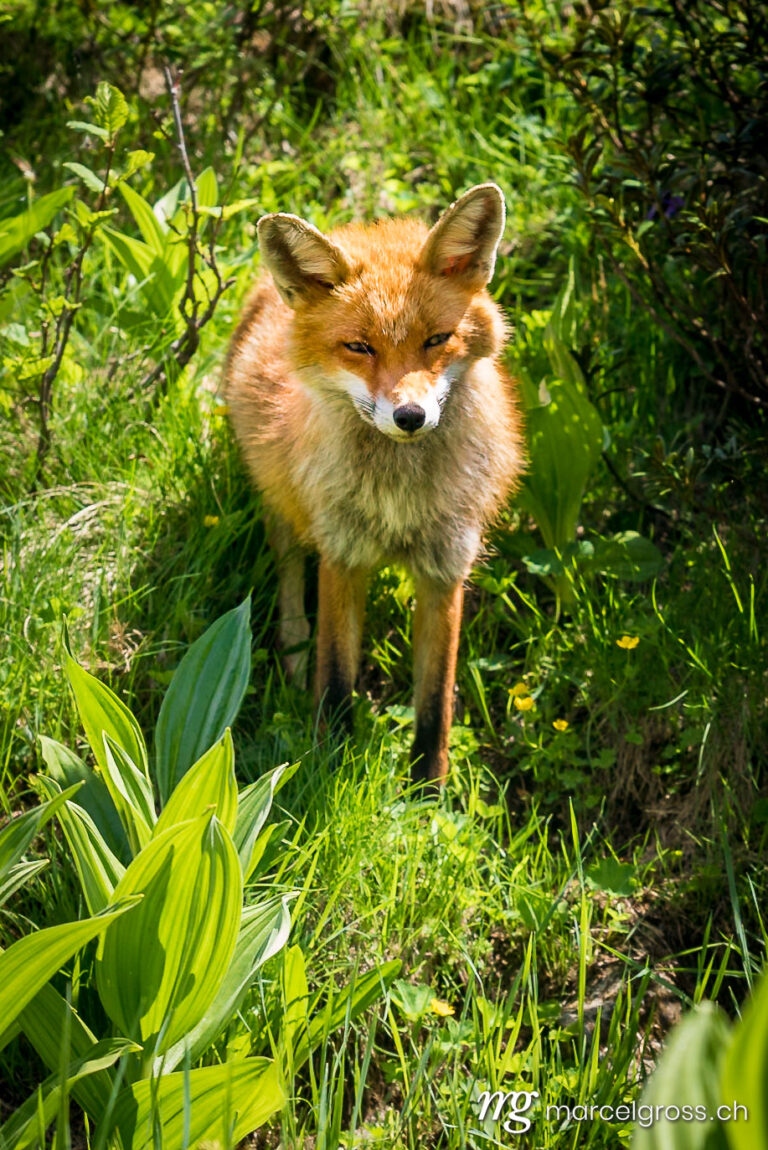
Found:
136,66 -> 235,403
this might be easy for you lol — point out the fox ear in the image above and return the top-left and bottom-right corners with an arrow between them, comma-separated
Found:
420,184 -> 505,287
257,213 -> 351,306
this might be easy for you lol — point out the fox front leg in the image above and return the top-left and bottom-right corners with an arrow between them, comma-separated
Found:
269,517 -> 310,690
411,578 -> 464,787
315,557 -> 368,734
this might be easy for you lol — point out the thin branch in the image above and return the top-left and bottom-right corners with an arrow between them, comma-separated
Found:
136,66 -> 235,405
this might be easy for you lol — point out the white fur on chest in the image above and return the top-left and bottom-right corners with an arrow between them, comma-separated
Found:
291,378 -> 487,582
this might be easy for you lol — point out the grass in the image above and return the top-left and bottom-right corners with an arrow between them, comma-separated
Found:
1,4 -> 766,1146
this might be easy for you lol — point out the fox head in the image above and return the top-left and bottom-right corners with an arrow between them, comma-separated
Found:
257,184 -> 507,441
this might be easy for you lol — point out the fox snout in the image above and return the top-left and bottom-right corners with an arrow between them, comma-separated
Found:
372,369 -> 453,441
393,403 -> 426,433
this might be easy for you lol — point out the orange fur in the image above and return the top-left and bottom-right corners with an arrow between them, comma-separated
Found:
224,185 -> 524,785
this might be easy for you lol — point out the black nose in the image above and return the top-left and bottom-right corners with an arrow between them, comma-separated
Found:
393,403 -> 426,432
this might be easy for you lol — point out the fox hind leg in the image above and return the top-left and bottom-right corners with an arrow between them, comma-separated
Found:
269,517 -> 310,690
411,578 -> 464,788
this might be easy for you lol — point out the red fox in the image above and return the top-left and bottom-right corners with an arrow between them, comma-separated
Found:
224,184 -> 523,785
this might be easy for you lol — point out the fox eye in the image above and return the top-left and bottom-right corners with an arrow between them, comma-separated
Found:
424,332 -> 452,349
344,341 -> 375,355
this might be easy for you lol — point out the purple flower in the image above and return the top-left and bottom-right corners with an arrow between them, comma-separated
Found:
646,193 -> 684,220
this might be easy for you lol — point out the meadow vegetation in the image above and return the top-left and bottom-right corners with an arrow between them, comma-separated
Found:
0,1 -> 766,1147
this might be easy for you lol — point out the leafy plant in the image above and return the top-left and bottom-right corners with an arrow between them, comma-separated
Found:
632,969 -> 768,1149
513,263 -> 662,605
0,76 -> 251,484
2,597 -> 400,1147
1,597 -> 293,1148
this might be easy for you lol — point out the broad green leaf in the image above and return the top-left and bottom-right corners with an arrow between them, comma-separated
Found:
0,188 -> 75,266
517,370 -> 603,553
154,597 -> 252,803
118,182 -> 166,253
62,162 -> 106,196
0,783 -> 81,880
101,226 -> 154,280
585,857 -> 635,897
234,761 -> 296,879
96,813 -> 242,1054
0,859 -> 48,908
84,81 -> 128,142
66,119 -> 110,141
0,1020 -> 21,1051
153,179 -> 184,228
19,984 -> 113,1123
40,734 -> 128,861
243,818 -> 288,881
196,197 -> 260,221
586,531 -> 664,582
64,645 -> 149,778
195,167 -> 218,210
154,728 -> 237,837
37,776 -> 125,914
121,149 -> 155,181
293,960 -> 401,1070
282,944 -> 310,1063
101,227 -> 178,318
721,973 -> 768,1150
162,894 -> 293,1071
102,733 -> 155,854
0,898 -> 138,1048
110,1057 -> 285,1150
0,1037 -> 139,1150
632,1002 -> 731,1150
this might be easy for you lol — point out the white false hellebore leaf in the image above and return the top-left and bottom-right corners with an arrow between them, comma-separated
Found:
721,973 -> 768,1150
0,782 -> 81,885
0,898 -> 139,1051
96,811 -> 242,1055
161,894 -> 293,1072
154,597 -> 252,803
0,1036 -> 140,1150
153,728 -> 237,837
632,1001 -> 731,1150
234,761 -> 297,880
111,1057 -> 285,1150
39,735 -> 127,861
102,734 -> 155,855
64,642 -> 149,779
36,776 -> 124,914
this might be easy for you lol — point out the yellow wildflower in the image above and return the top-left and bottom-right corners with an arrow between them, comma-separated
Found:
514,695 -> 535,712
509,681 -> 529,698
430,998 -> 455,1017
203,514 -> 220,528
553,719 -> 569,732
616,635 -> 639,650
